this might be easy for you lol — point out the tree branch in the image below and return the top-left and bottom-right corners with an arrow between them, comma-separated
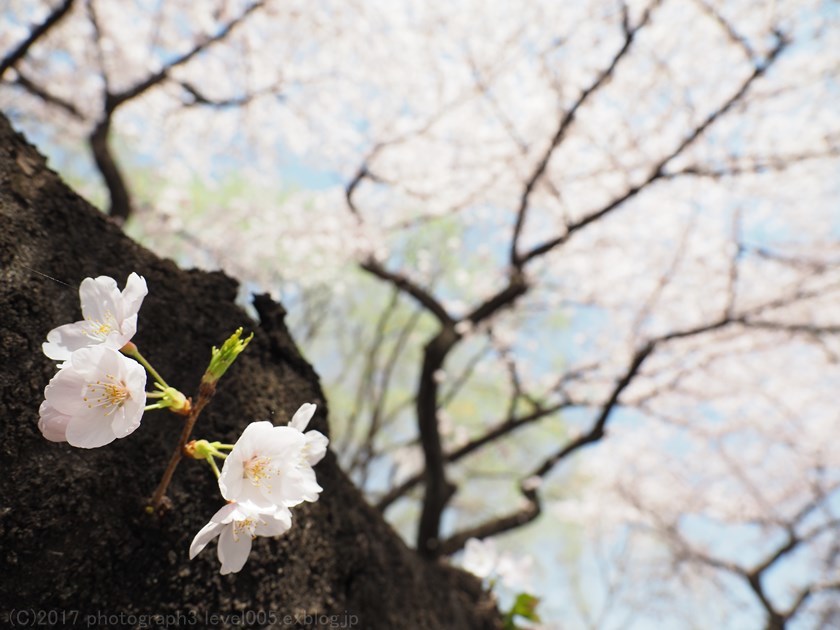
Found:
89,116 -> 132,223
416,327 -> 459,557
519,32 -> 789,267
0,0 -> 76,78
108,2 -> 264,109
360,258 -> 454,327
9,73 -> 84,119
438,487 -> 541,556
85,1 -> 265,222
436,313 -> 752,553
376,399 -> 571,512
463,268 -> 529,326
509,1 -> 659,267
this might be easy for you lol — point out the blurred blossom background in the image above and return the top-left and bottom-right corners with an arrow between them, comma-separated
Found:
2,0 -> 839,626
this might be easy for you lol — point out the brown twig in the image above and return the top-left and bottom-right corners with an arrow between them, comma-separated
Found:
148,381 -> 216,512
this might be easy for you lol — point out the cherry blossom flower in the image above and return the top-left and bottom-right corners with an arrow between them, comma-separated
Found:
461,537 -> 534,592
288,403 -> 329,466
41,345 -> 147,448
42,272 -> 148,362
218,419 -> 324,510
189,502 -> 292,575
462,537 -> 499,580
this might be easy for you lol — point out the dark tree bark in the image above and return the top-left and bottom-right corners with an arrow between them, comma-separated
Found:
0,113 -> 500,630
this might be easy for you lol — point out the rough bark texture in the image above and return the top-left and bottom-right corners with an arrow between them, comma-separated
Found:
0,113 -> 501,630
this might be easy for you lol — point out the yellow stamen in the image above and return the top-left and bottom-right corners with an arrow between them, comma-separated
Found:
85,311 -> 118,341
233,517 -> 259,541
86,374 -> 130,415
243,455 -> 276,492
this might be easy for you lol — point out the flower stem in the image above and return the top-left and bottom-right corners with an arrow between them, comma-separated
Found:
122,343 -> 169,389
207,456 -> 221,479
148,380 -> 216,513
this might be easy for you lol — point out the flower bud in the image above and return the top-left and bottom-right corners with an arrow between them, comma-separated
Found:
202,328 -> 254,385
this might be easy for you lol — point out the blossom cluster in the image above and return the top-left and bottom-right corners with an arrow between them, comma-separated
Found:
37,273 -> 329,575
190,404 -> 328,574
40,273 -> 149,448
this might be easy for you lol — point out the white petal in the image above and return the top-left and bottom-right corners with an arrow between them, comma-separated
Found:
218,522 -> 252,574
123,356 -> 148,393
239,481 -> 273,509
255,508 -> 293,536
106,313 -> 137,349
38,400 -> 70,442
62,346 -> 114,383
278,466 -> 322,506
65,414 -> 117,448
110,400 -> 143,439
190,521 -> 223,559
79,276 -> 120,324
238,421 -> 279,451
92,344 -> 127,375
268,425 -> 308,454
44,365 -> 88,415
289,403 -> 316,432
120,273 -> 148,319
219,422 -> 303,503
211,502 -> 241,524
218,451 -> 245,501
303,430 -> 329,466
42,322 -> 93,361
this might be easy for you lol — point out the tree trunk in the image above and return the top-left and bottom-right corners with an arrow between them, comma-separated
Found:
0,113 -> 500,629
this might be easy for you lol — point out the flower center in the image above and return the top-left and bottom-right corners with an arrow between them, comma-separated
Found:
232,516 -> 260,542
85,312 -> 118,341
85,374 -> 130,415
244,455 -> 275,489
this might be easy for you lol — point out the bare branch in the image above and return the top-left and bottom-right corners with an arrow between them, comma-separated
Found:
437,313 -> 757,552
360,258 -> 454,327
662,149 -> 840,181
509,1 -> 660,267
0,0 -> 76,78
463,268 -> 529,325
9,73 -> 84,119
79,1 -> 265,222
528,341 -> 657,480
695,0 -> 755,62
438,487 -> 541,556
179,81 -> 276,108
376,399 -> 571,512
108,2 -> 265,109
520,33 -> 789,267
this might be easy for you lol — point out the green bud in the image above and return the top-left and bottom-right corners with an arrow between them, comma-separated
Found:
161,386 -> 190,413
184,439 -> 215,460
144,385 -> 191,414
203,327 -> 254,385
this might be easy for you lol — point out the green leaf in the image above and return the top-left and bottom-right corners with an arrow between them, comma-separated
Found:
503,592 -> 541,630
